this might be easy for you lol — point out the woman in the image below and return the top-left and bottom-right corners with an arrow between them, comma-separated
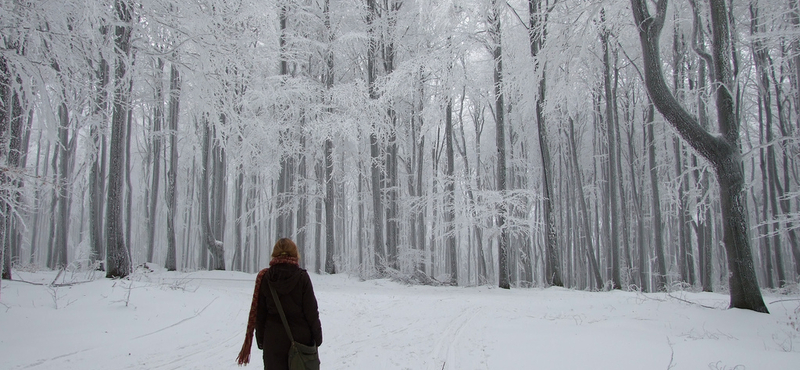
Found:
237,238 -> 323,369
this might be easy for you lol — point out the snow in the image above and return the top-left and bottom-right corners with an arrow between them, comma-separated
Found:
1,267 -> 799,370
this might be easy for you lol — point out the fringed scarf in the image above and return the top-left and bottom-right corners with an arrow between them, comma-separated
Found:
235,257 -> 300,366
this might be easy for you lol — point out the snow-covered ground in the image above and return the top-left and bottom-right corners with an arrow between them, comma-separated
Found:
1,267 -> 799,370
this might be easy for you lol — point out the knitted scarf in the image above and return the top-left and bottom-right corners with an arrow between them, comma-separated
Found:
235,257 -> 300,366
236,268 -> 268,365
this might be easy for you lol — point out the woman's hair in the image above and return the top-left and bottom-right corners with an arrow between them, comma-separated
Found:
271,238 -> 299,258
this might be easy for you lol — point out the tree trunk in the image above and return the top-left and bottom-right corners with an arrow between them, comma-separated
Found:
689,6 -> 715,292
200,116 -> 224,270
367,0 -> 385,274
106,0 -> 133,278
0,57 -> 9,281
646,114 -> 668,291
324,0 -> 336,274
569,117 -> 604,290
631,0 -> 768,312
89,38 -> 109,268
233,165 -> 244,271
211,124 -> 226,268
146,58 -> 165,264
601,10 -> 621,289
244,175 -> 257,273
54,100 -> 71,268
276,3 -> 294,240
444,97 -> 457,284
124,80 -> 134,262
164,62 -> 180,271
489,0 -> 509,289
530,0 -> 562,287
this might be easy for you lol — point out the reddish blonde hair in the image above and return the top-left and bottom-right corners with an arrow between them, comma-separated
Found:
271,238 -> 299,258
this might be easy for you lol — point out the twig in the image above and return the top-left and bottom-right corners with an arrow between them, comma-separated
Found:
50,268 -> 64,286
667,293 -> 718,309
11,278 -> 47,286
666,337 -> 676,370
769,298 -> 800,304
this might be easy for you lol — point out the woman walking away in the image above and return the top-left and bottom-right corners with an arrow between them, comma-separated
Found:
237,238 -> 323,369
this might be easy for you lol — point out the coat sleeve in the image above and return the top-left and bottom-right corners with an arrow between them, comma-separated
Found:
302,272 -> 323,346
255,270 -> 268,349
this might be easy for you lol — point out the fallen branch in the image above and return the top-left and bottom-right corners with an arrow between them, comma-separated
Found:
769,298 -> 800,304
667,293 -> 718,309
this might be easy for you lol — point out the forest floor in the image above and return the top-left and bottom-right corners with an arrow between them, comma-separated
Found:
1,266 -> 799,370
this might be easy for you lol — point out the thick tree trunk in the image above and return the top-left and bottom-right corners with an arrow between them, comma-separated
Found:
106,0 -> 133,278
631,0 -> 768,312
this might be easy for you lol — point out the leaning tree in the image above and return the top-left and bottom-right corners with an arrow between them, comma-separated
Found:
630,0 -> 768,312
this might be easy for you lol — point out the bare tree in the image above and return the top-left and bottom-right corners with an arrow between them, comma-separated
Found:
367,0 -> 385,274
529,0 -> 563,287
106,0 -> 133,278
146,58 -> 164,264
630,0 -> 768,312
164,62 -> 180,271
600,8 -> 622,289
489,0 -> 510,289
323,0 -> 336,274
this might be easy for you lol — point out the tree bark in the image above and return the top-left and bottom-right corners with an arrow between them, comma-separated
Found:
200,116 -> 224,270
568,117 -> 603,290
233,165 -> 244,271
54,100 -> 70,268
445,97 -> 457,284
324,0 -> 336,274
646,113 -> 668,291
106,0 -> 133,278
489,0 -> 509,289
164,62 -> 180,271
89,31 -> 109,268
0,56 -> 9,281
146,58 -> 164,264
631,0 -> 768,312
367,0 -> 385,274
600,9 -> 621,289
530,0 -> 562,287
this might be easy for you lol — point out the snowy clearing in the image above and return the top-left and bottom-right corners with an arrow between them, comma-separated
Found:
1,268 -> 799,370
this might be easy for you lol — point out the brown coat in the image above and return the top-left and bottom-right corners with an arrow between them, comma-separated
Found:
255,263 -> 322,370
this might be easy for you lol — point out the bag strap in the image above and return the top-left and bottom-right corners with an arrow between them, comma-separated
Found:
266,278 -> 295,343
